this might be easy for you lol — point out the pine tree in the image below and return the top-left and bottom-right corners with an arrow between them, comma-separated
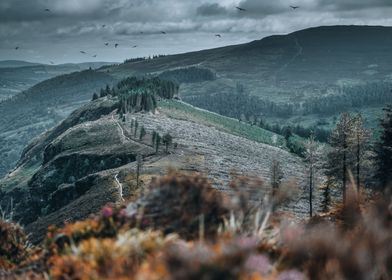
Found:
270,159 -> 283,191
155,133 -> 161,153
152,131 -> 157,146
325,112 -> 355,204
320,177 -> 334,213
304,132 -> 324,217
376,105 -> 392,190
92,92 -> 99,101
162,133 -> 173,153
350,113 -> 371,190
139,126 -> 146,140
134,120 -> 138,137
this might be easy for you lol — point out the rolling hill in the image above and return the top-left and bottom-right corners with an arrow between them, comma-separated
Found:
0,90 -> 314,243
1,25 -> 392,177
0,61 -> 116,100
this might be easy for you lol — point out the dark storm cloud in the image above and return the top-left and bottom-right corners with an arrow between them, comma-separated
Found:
1,0 -> 392,63
196,3 -> 228,17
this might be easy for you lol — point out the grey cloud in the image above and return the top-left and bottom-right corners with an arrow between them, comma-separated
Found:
196,3 -> 228,16
1,0 -> 392,63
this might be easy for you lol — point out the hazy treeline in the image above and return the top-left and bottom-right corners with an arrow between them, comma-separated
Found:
187,81 -> 392,119
158,67 -> 216,84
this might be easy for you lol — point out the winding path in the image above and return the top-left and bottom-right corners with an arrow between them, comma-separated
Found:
274,35 -> 303,78
114,173 -> 125,202
111,114 -> 131,143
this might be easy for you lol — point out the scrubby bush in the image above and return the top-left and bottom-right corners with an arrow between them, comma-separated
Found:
0,220 -> 29,269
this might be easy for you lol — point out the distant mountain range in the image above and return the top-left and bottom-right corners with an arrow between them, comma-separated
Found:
0,60 -> 42,68
0,60 -> 116,100
1,25 -> 392,178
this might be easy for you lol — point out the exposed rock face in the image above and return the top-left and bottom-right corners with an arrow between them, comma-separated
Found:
0,97 -> 313,243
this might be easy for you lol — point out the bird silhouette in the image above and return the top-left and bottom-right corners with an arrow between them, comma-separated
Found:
80,51 -> 86,54
15,47 -> 19,50
215,34 -> 221,38
50,61 -> 54,64
290,5 -> 300,9
160,31 -> 167,34
102,24 -> 106,28
132,45 -> 137,48
92,55 -> 97,58
115,43 -> 119,48
44,8 -> 51,12
236,6 -> 246,11
104,42 -> 109,46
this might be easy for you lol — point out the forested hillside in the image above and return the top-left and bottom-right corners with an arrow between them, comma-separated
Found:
0,69 -> 116,177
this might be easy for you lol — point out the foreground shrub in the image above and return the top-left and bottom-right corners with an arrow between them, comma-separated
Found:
0,220 -> 28,269
125,172 -> 229,239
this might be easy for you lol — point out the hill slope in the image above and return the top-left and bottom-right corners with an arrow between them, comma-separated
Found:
107,25 -> 392,126
1,25 -> 391,177
0,69 -> 116,177
0,61 -> 115,100
0,94 -> 314,243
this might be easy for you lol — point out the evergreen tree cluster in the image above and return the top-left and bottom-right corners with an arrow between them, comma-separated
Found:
123,55 -> 167,64
187,81 -> 392,119
376,105 -> 392,190
95,77 -> 179,113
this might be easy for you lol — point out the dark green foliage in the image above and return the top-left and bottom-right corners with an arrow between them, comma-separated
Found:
124,55 -> 166,64
162,133 -> 173,153
92,92 -> 99,101
159,67 -> 216,84
100,77 -> 178,114
155,133 -> 161,153
282,126 -> 293,141
286,136 -> 306,157
134,120 -> 139,137
139,126 -> 146,140
187,81 -> 392,122
152,131 -> 157,146
376,105 -> 392,189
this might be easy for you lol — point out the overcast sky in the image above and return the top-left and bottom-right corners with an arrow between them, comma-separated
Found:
1,0 -> 392,64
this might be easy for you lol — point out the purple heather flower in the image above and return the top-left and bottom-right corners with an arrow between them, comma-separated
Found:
244,254 -> 271,274
277,270 -> 306,280
101,206 -> 113,218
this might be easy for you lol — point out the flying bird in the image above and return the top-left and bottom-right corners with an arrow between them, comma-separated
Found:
92,55 -> 97,58
102,24 -> 106,28
80,51 -> 86,54
44,8 -> 51,12
160,31 -> 167,34
115,43 -> 119,48
15,47 -> 19,50
215,34 -> 221,38
50,61 -> 54,65
104,42 -> 109,46
290,5 -> 300,10
236,6 -> 246,11
132,45 -> 137,48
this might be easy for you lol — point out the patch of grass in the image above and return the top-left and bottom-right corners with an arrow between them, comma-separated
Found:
159,100 -> 285,147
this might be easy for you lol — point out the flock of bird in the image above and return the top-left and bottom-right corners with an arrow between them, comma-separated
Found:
13,5 -> 300,63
